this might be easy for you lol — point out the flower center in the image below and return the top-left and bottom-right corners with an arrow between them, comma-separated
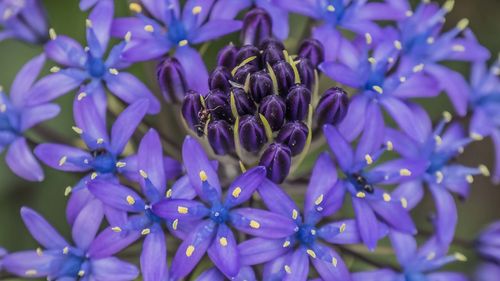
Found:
403,272 -> 427,281
296,224 -> 317,246
167,18 -> 188,45
145,206 -> 162,224
91,149 -> 116,174
57,250 -> 86,278
209,204 -> 229,224
347,173 -> 374,194
86,56 -> 106,78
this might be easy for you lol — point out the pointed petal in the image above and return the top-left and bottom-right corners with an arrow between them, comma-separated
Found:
191,20 -> 242,44
3,251 -> 55,278
369,199 -> 416,234
355,102 -> 384,165
139,129 -> 166,195
141,228 -> 168,281
238,237 -> 289,265
384,128 -> 420,159
91,257 -> 139,280
110,99 -> 149,154
20,103 -> 60,131
426,64 -> 469,116
352,269 -> 398,281
283,248 -> 309,281
429,184 -> 457,246
20,207 -> 68,249
352,197 -> 379,250
338,94 -> 369,141
170,175 -> 198,200
73,94 -> 109,144
195,268 -> 225,281
210,0 -> 250,19
105,72 -> 159,114
7,138 -> 44,181
380,97 -> 427,143
207,224 -> 240,278
72,199 -> 104,251
258,179 -> 300,219
311,243 -> 351,281
319,219 -> 361,245
319,62 -> 363,88
88,227 -> 141,258
152,199 -> 210,221
34,144 -> 91,172
224,166 -> 266,208
492,130 -> 500,183
230,208 -> 296,239
66,184 -> 94,225
26,72 -> 83,106
304,153 -> 338,220
427,272 -> 468,281
121,39 -> 170,62
44,35 -> 86,68
10,54 -> 46,107
392,180 -> 424,210
175,46 -> 209,93
312,24 -> 341,61
88,180 -> 144,212
389,230 -> 417,266
88,0 -> 113,50
324,125 -> 353,171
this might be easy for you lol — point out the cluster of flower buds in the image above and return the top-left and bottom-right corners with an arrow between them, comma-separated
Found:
181,35 -> 349,183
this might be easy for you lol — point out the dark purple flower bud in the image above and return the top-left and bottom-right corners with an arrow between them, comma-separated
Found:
298,38 -> 325,67
272,61 -> 295,95
205,90 -> 232,121
182,91 -> 203,134
217,44 -> 238,69
259,95 -> 286,131
156,56 -> 188,103
259,143 -> 291,183
276,121 -> 308,156
249,71 -> 273,103
315,87 -> 349,126
286,85 -> 311,121
232,87 -> 256,115
241,8 -> 272,47
236,45 -> 261,68
262,46 -> 285,66
297,58 -> 315,90
239,115 -> 267,153
233,63 -> 258,85
259,38 -> 285,51
208,120 -> 234,155
209,66 -> 232,93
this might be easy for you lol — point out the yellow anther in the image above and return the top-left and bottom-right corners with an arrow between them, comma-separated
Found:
292,209 -> 298,220
368,57 -> 376,65
177,206 -> 188,214
86,19 -> 92,28
372,85 -> 383,94
63,247 -> 69,254
186,245 -> 195,257
405,10 -> 413,17
479,164 -> 490,177
452,44 -> 465,52
109,68 -> 119,75
365,154 -> 373,165
219,237 -> 228,246
111,226 -> 122,232
139,169 -> 148,178
141,228 -> 151,235
96,138 -> 104,144
365,33 -> 372,45
192,5 -> 202,14
126,195 -> 135,205
356,191 -> 366,198
315,194 -> 324,205
339,223 -> 346,233
249,220 -> 260,229
49,28 -> 57,40
427,37 -> 435,44
434,135 -> 442,146
427,251 -> 436,260
400,169 -> 412,176
443,0 -> 455,12
436,171 -> 444,183
386,141 -> 394,151
327,5 -> 335,12
36,247 -> 43,256
394,40 -> 402,50
91,172 -> 98,180
401,197 -> 408,208
166,189 -> 173,198
332,257 -> 338,267
383,193 -> 391,202
72,126 -> 83,134
78,270 -> 85,277
283,240 -> 291,247
178,39 -> 188,47
64,186 -> 72,196
232,187 -> 242,198
306,249 -> 317,259
124,31 -> 132,42
284,265 -> 292,274
50,66 -> 60,73
413,63 -> 425,73
116,161 -> 126,168
470,132 -> 484,141
457,18 -> 469,30
25,269 -> 38,276
0,103 -> 5,112
75,92 -> 87,101
443,111 -> 452,122
144,25 -> 154,32
466,175 -> 474,184
59,156 -> 67,166
199,170 -> 208,181
172,219 -> 179,230
129,3 -> 142,13
454,252 -> 467,262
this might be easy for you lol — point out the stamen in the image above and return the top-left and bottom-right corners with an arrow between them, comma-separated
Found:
365,154 -> 373,165
452,44 -> 465,52
109,68 -> 119,75
77,92 -> 87,101
91,172 -> 98,180
405,10 -> 413,17
340,223 -> 346,233
219,237 -> 228,246
434,135 -> 443,146
25,269 -> 37,276
383,193 -> 391,202
50,66 -> 60,73
232,187 -> 242,198
326,5 -> 335,12
166,189 -> 173,198
62,246 -> 69,254
443,111 -> 452,122
124,31 -> 132,42
36,247 -> 43,256
479,164 -> 490,177
78,270 -> 85,277
427,37 -> 435,44
58,156 -> 67,166
466,175 -> 474,184
0,103 -> 5,112
49,28 -> 57,40
454,252 -> 467,262
372,85 -> 383,94
283,240 -> 291,247
399,169 -> 412,176
192,6 -> 202,15
332,257 -> 338,267
436,171 -> 444,183
111,226 -> 122,232
186,245 -> 195,257
64,186 -> 72,196
199,170 -> 208,181
126,196 -> 135,205
172,219 -> 178,230
249,220 -> 260,229
315,194 -> 324,205
356,191 -> 366,198
443,0 -> 455,12
470,132 -> 484,141
178,40 -> 188,47
413,64 -> 425,73
141,228 -> 151,235
386,141 -> 394,151
365,33 -> 372,45
292,209 -> 298,220
368,57 -> 376,65
427,251 -> 436,260
284,265 -> 292,274
144,25 -> 154,32
306,249 -> 317,258
129,3 -> 142,13
86,19 -> 92,28
394,40 -> 402,50
96,138 -> 104,144
401,198 -> 408,208
139,169 -> 148,178
457,18 -> 469,31
177,206 -> 188,214
116,161 -> 126,168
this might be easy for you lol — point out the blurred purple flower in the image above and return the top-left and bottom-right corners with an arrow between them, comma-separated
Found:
0,54 -> 59,181
3,204 -> 139,280
29,0 -> 159,115
111,0 -> 242,93
0,247 -> 6,271
0,0 -> 48,44
195,266 -> 257,281
476,221 -> 500,264
475,263 -> 500,281
151,136 -> 295,280
240,154 -> 356,281
34,98 -> 149,224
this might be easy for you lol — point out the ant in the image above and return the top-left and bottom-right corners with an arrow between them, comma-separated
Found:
352,173 -> 374,194
194,105 -> 224,136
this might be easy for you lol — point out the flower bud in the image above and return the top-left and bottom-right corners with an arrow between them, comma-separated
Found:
259,143 -> 291,183
276,121 -> 309,156
236,45 -> 261,68
217,44 -> 238,69
233,63 -> 259,85
241,8 -> 272,47
297,58 -> 315,91
209,66 -> 232,93
315,87 -> 349,126
232,87 -> 256,116
249,71 -> 273,103
272,61 -> 295,95
286,85 -> 311,121
259,95 -> 286,131
208,120 -> 235,155
259,38 -> 285,51
156,57 -> 188,103
298,38 -> 325,67
205,90 -> 232,121
238,115 -> 267,153
182,91 -> 203,135
262,46 -> 285,66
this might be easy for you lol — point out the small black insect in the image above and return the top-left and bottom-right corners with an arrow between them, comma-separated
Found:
352,173 -> 374,194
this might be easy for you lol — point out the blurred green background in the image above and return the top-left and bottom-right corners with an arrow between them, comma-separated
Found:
0,0 -> 499,280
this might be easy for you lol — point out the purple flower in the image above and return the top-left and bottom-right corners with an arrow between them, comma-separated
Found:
195,266 -> 257,281
211,0 -> 289,41
0,247 -> 6,271
110,0 -> 242,93
151,136 -> 295,280
239,154 -> 356,281
29,0 -> 159,116
476,221 -> 500,264
324,106 -> 426,249
87,129 -> 186,281
3,204 -> 139,280
476,263 -> 500,281
386,110 -> 488,246
1,54 -> 59,181
0,0 -> 48,44
353,232 -> 468,281
34,98 -> 149,224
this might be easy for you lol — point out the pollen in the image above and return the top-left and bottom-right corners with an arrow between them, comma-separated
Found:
427,37 -> 435,44
405,10 -> 413,17
50,66 -> 60,73
340,223 -> 346,233
412,64 -> 425,73
364,33 -> 372,45
368,57 -> 376,65
177,206 -> 189,214
284,265 -> 292,274
386,141 -> 394,151
249,220 -> 260,229
124,31 -> 132,42
426,251 -> 436,260
365,154 -> 373,165
49,28 -> 57,40
434,135 -> 442,146
141,228 -> 151,235
401,197 -> 408,208
85,19 -> 92,28
172,219 -> 179,230
109,68 -> 119,75
63,246 -> 69,254
126,195 -> 135,205
383,193 -> 391,202
443,111 -> 452,122
457,18 -> 469,31
78,270 -> 85,277
36,247 -> 43,256
25,269 -> 37,276
356,191 -> 366,198
436,171 -> 444,183
399,169 -> 412,176
58,156 -> 67,166
186,245 -> 195,257
192,6 -> 202,14
466,175 -> 474,184
116,161 -> 126,168
139,169 -> 148,178
470,132 -> 484,141
199,170 -> 208,181
144,25 -> 154,32
479,164 -> 490,177
129,3 -> 142,13
332,257 -> 338,267
91,172 -> 98,180
315,194 -> 324,205
283,240 -> 291,247
219,237 -> 228,246
96,138 -> 104,144
443,0 -> 455,12
326,5 -> 335,12
232,187 -> 242,198
166,189 -> 173,198
178,40 -> 189,47
306,249 -> 317,258
292,209 -> 298,220
372,85 -> 383,94
454,252 -> 467,262
77,92 -> 87,100
111,226 -> 122,232
394,40 -> 402,50
452,44 -> 465,52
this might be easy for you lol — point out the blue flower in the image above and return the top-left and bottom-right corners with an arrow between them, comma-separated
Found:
0,0 -> 48,44
34,98 -> 149,224
3,204 -> 139,280
195,266 -> 257,281
110,0 -> 243,93
151,136 -> 295,280
475,220 -> 500,264
239,154 -> 355,281
0,54 -> 60,181
476,263 -> 500,281
27,0 -> 159,115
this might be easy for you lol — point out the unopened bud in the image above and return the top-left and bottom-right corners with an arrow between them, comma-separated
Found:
156,57 -> 188,103
272,61 -> 295,96
232,88 -> 256,116
239,115 -> 267,153
205,90 -> 232,121
286,85 -> 311,121
217,44 -> 238,69
315,87 -> 349,126
276,121 -> 309,156
249,71 -> 273,103
298,38 -> 325,67
259,143 -> 292,183
208,120 -> 235,155
209,66 -> 232,93
233,63 -> 259,85
241,8 -> 272,47
259,95 -> 286,131
181,91 -> 203,134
